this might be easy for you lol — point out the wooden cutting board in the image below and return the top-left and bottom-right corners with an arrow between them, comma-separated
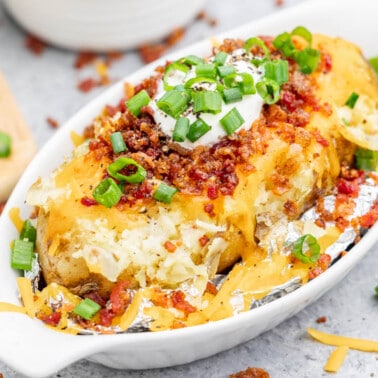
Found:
0,71 -> 36,202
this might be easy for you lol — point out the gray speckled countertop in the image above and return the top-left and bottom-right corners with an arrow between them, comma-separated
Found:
0,0 -> 377,377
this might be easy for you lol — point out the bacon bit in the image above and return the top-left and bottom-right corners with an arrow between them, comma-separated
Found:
229,367 -> 270,378
196,10 -> 218,27
99,308 -> 115,327
316,316 -> 327,323
337,178 -> 360,196
77,77 -> 98,93
359,202 -> 378,228
46,116 -> 60,129
318,253 -> 331,271
110,281 -> 131,316
150,288 -> 169,308
320,52 -> 333,73
74,51 -> 97,69
171,290 -> 196,314
105,50 -> 124,64
271,174 -> 290,196
205,281 -> 218,295
138,27 -> 187,63
40,311 -> 61,327
275,0 -> 284,6
166,27 -> 185,46
164,240 -> 177,253
199,235 -> 210,247
204,203 -> 216,217
340,250 -> 348,257
138,43 -> 167,64
312,129 -> 329,147
84,291 -> 107,307
81,197 -> 98,207
207,185 -> 219,200
0,202 -> 5,215
315,218 -> 326,229
283,200 -> 298,218
24,34 -> 47,55
308,266 -> 323,280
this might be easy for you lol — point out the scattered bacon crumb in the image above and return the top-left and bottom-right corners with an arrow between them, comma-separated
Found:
316,316 -> 327,323
0,372 -> 3,378
46,116 -> 60,129
24,34 -> 47,55
196,10 -> 218,27
229,367 -> 270,378
164,240 -> 177,253
77,77 -> 98,93
275,0 -> 284,6
138,27 -> 186,63
205,281 -> 218,295
40,311 -> 62,327
74,51 -> 97,69
199,235 -> 210,247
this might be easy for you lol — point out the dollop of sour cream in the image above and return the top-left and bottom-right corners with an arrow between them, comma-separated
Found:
150,49 -> 265,149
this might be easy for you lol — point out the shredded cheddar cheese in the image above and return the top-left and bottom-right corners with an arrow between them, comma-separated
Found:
324,346 -> 349,373
308,328 -> 378,352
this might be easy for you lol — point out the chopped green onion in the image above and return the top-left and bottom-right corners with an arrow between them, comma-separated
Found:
375,285 -> 378,297
214,51 -> 228,66
0,131 -> 11,158
293,48 -> 321,74
354,147 -> 378,171
224,73 -> 255,95
220,107 -> 245,135
291,26 -> 312,46
178,54 -> 204,66
126,89 -> 151,117
163,62 -> 189,90
73,298 -> 101,320
195,63 -> 217,79
264,60 -> 289,85
256,79 -> 281,104
244,37 -> 270,61
192,91 -> 223,114
187,118 -> 212,142
157,89 -> 191,118
273,32 -> 296,57
217,65 -> 236,78
345,92 -> 359,109
292,234 -> 320,264
92,178 -> 122,208
369,56 -> 378,75
173,117 -> 190,142
223,87 -> 243,104
184,77 -> 222,92
11,239 -> 34,270
153,183 -> 178,204
20,220 -> 36,245
110,131 -> 127,154
107,157 -> 147,184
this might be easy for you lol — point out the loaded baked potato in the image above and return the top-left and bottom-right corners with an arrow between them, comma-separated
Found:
24,30 -> 378,325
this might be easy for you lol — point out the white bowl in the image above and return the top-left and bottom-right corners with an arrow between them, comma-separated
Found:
2,0 -> 206,51
0,0 -> 378,377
